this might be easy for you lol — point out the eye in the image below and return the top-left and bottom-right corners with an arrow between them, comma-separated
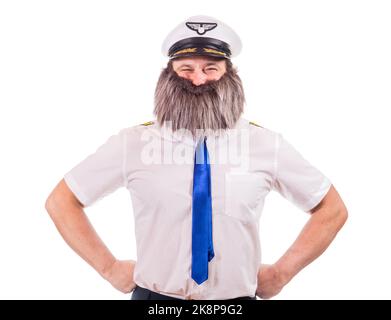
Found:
205,67 -> 218,72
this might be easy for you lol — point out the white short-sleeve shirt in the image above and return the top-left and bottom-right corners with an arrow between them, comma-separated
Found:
64,117 -> 331,300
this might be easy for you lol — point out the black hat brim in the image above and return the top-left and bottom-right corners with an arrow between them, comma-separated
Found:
168,37 -> 231,60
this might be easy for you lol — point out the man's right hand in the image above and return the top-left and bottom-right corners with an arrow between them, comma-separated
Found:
103,259 -> 137,293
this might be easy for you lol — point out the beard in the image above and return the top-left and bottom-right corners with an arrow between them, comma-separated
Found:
153,61 -> 245,138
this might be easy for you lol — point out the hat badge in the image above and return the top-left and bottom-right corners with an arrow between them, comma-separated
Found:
185,22 -> 217,35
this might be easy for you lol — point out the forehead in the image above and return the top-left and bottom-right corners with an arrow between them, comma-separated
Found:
172,56 -> 225,67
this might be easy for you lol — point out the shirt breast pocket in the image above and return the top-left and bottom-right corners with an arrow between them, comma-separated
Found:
224,172 -> 267,223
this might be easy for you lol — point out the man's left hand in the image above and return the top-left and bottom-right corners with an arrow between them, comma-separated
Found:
256,264 -> 286,299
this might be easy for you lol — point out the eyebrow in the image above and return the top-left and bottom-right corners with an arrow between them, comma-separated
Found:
205,62 -> 219,67
178,62 -> 219,69
178,64 -> 193,69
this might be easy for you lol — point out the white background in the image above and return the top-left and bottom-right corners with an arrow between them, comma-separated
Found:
1,0 -> 390,299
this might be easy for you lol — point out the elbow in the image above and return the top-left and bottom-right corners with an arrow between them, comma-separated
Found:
45,186 -> 65,219
312,185 -> 348,233
335,204 -> 348,231
45,194 -> 57,218
45,179 -> 84,219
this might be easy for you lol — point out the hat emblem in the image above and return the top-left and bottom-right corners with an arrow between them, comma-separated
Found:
185,22 -> 217,35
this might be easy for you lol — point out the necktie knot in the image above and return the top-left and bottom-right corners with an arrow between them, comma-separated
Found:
195,137 -> 209,165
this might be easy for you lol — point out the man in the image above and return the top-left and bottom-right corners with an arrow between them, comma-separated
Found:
45,15 -> 348,300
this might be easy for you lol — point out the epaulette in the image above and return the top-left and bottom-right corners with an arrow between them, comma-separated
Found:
249,121 -> 263,128
140,121 -> 154,126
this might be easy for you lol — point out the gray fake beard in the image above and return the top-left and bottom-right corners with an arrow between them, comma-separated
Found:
153,62 -> 245,138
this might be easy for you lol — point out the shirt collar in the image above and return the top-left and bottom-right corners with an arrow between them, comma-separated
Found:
154,117 -> 248,147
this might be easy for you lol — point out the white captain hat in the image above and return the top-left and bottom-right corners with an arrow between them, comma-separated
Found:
161,15 -> 242,60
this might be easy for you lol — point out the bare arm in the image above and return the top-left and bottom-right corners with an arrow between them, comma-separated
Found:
257,184 -> 348,299
45,179 -> 136,293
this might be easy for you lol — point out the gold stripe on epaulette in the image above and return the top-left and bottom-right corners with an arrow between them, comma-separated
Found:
249,121 -> 263,128
140,121 -> 154,126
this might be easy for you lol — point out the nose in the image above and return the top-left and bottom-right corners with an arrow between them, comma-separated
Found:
190,70 -> 207,86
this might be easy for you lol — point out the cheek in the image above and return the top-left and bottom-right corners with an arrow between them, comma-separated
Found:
212,72 -> 225,81
175,71 -> 189,79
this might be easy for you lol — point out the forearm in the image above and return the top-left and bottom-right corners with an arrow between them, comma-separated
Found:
45,198 -> 115,279
275,206 -> 348,284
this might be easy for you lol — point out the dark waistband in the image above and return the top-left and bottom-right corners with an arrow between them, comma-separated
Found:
131,285 -> 257,300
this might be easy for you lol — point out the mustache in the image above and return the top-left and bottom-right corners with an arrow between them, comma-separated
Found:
169,72 -> 219,95
153,61 -> 245,136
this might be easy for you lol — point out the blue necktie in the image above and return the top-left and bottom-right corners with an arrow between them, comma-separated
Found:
191,137 -> 214,285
